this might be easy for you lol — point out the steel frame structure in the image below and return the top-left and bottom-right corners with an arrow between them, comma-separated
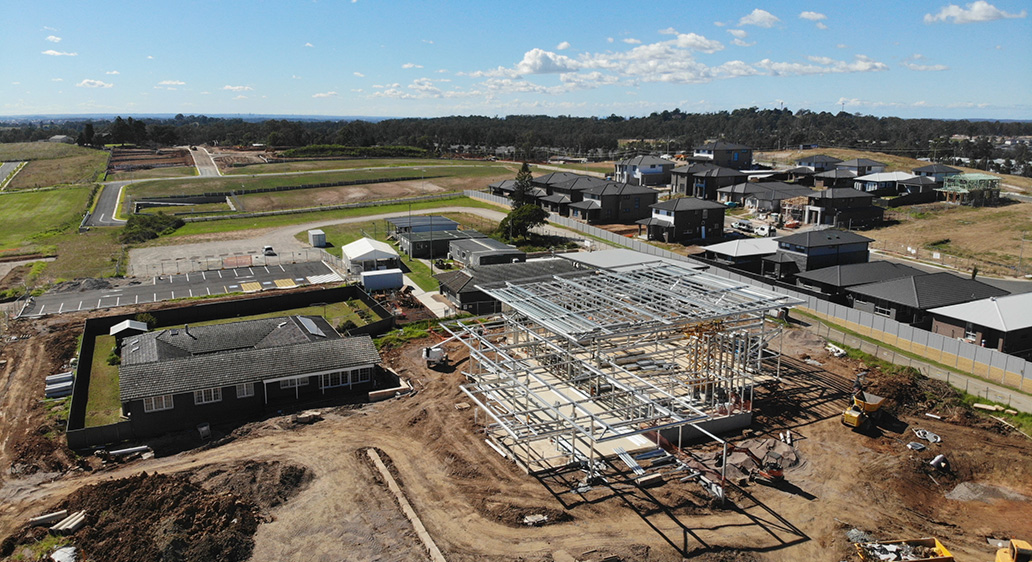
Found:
441,262 -> 802,476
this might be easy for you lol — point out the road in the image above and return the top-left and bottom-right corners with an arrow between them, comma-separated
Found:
189,146 -> 221,177
0,161 -> 25,189
17,261 -> 342,318
86,181 -> 129,226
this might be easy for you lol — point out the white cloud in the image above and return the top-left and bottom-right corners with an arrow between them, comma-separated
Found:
402,62 -> 424,69
658,27 -> 679,35
146,55 -> 154,59
902,54 -> 949,71
304,42 -> 314,47
42,49 -> 77,56
607,37 -> 615,43
353,71 -> 365,77
351,88 -> 364,93
45,35 -> 61,43
77,79 -> 113,88
312,91 -> 338,98
757,54 -> 888,76
728,29 -> 748,39
557,41 -> 571,50
799,11 -> 827,21
292,74 -> 302,80
739,8 -> 781,28
516,48 -> 580,74
233,95 -> 247,100
43,26 -> 57,32
670,32 -> 724,53
222,85 -> 253,91
623,38 -> 642,44
422,39 -> 434,44
836,43 -> 848,48
158,80 -> 186,86
437,69 -> 448,73
732,38 -> 756,47
105,70 -> 119,75
816,22 -> 829,29
51,78 -> 63,82
924,1 -> 1026,23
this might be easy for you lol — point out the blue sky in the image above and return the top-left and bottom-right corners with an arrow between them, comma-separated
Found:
3,0 -> 1030,119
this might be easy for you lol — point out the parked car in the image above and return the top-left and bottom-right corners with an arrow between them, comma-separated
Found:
731,220 -> 753,233
783,220 -> 801,229
262,245 -> 276,256
755,225 -> 777,237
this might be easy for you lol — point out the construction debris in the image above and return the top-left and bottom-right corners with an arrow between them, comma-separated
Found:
50,510 -> 87,534
28,510 -> 68,527
50,546 -> 78,562
912,429 -> 941,443
522,514 -> 548,526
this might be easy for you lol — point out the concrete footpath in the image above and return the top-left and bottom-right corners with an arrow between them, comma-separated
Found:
403,274 -> 454,318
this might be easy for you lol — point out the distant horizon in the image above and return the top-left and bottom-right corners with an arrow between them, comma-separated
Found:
4,1 -> 1030,120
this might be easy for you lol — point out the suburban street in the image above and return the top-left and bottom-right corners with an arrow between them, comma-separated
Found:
0,161 -> 25,189
18,261 -> 342,318
190,146 -> 221,177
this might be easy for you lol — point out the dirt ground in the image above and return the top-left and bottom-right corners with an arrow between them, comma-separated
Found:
1,312 -> 1030,561
108,148 -> 193,171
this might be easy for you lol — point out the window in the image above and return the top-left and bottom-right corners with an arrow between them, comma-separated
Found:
354,367 -> 373,383
634,197 -> 640,209
873,304 -> 892,317
280,378 -> 310,389
321,372 -> 347,389
143,395 -> 174,413
194,387 -> 222,405
236,383 -> 254,398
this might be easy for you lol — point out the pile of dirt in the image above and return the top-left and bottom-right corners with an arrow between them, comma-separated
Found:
1,461 -> 311,562
50,278 -> 112,293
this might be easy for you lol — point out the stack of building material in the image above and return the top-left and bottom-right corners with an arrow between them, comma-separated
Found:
28,510 -> 68,527
49,510 -> 87,534
45,372 -> 74,399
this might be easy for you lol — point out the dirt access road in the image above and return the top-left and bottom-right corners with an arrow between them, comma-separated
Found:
2,318 -> 1030,562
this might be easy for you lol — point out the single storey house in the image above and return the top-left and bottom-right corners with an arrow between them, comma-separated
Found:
912,163 -> 961,183
794,261 -> 924,302
637,197 -> 726,244
449,238 -> 526,269
846,272 -> 1008,329
436,258 -> 581,315
385,216 -> 460,237
853,171 -> 917,195
701,238 -> 778,273
119,316 -> 381,437
929,293 -> 1032,358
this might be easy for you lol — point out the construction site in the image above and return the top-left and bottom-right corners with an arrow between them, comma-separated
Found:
0,268 -> 1031,561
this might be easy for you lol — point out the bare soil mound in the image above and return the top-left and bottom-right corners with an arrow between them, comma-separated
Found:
185,459 -> 313,511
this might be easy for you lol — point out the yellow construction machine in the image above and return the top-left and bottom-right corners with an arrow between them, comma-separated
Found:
842,373 -> 886,430
997,539 -> 1032,562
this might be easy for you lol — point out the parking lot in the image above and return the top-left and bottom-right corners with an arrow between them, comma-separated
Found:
18,262 -> 342,318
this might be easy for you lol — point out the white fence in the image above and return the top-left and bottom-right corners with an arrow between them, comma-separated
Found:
464,189 -> 1032,395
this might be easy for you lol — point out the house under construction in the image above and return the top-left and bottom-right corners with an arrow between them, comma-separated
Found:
440,261 -> 801,486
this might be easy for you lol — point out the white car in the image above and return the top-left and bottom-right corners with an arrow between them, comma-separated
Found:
731,220 -> 753,233
755,225 -> 777,237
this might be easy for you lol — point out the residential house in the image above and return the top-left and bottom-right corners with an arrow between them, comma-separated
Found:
538,175 -> 606,216
813,168 -> 857,189
569,182 -> 658,224
613,156 -> 676,186
716,181 -> 810,207
929,293 -> 1032,358
853,171 -> 918,195
449,238 -> 526,269
692,142 -> 753,168
385,216 -> 460,237
342,238 -> 400,274
794,261 -> 924,302
488,179 -> 516,197
686,166 -> 748,199
896,175 -> 939,195
798,187 -> 883,227
701,238 -> 779,273
637,197 -> 726,244
784,166 -> 816,186
119,316 -> 381,437
936,173 -> 1001,206
671,162 -> 717,195
744,184 -> 816,213
762,229 -> 872,280
398,229 -> 487,259
836,158 -> 887,176
435,258 -> 581,315
912,163 -> 961,183
796,154 -> 842,172
531,171 -> 584,190
847,272 -> 1008,329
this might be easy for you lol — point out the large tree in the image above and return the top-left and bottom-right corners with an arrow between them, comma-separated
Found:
499,204 -> 548,242
509,162 -> 534,208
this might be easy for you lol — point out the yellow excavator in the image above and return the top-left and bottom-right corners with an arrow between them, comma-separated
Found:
842,372 -> 886,430
997,539 -> 1032,562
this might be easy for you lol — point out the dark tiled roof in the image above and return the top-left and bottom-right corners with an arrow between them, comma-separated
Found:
717,181 -> 803,195
533,171 -> 584,186
695,141 -> 752,151
569,199 -> 602,210
838,158 -> 886,167
795,261 -> 924,288
785,166 -> 816,175
847,272 -> 1009,309
777,229 -> 873,248
912,164 -> 961,174
810,188 -> 875,200
490,180 -> 517,191
898,176 -> 939,185
539,194 -> 572,204
386,216 -> 459,228
651,197 -> 727,211
797,155 -> 842,164
814,169 -> 857,179
550,176 -> 609,192
120,336 -> 379,401
436,259 -> 582,294
693,166 -> 747,178
672,163 -> 719,174
122,316 -> 339,366
617,155 -> 675,167
582,182 -> 658,197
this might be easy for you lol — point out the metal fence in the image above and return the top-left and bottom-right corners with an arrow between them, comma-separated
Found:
464,189 -> 1032,394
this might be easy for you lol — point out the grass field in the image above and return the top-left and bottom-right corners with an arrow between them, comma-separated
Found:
0,187 -> 93,255
85,335 -> 122,427
532,162 -> 612,174
223,157 -> 506,175
756,148 -> 1032,193
40,229 -> 122,282
0,143 -> 109,189
161,300 -> 379,332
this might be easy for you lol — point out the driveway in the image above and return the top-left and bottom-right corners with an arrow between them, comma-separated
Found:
86,182 -> 130,226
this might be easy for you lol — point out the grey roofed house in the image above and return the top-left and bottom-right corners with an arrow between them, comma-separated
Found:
912,163 -> 961,175
814,169 -> 857,179
847,272 -> 1008,311
532,171 -> 584,187
838,158 -> 886,168
809,187 -> 876,201
777,229 -> 873,248
928,292 -> 1032,332
616,155 -> 676,167
555,248 -> 704,271
797,154 -> 842,165
650,196 -> 727,212
785,166 -> 816,175
109,319 -> 148,338
435,258 -> 582,314
795,261 -> 923,288
385,215 -> 460,233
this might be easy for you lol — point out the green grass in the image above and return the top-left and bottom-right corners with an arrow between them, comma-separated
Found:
0,187 -> 92,255
106,166 -> 197,180
40,228 -> 122,282
531,162 -> 611,174
85,335 -> 123,427
0,143 -> 109,189
151,195 -> 498,240
224,157 -> 495,175
160,300 -> 378,331
139,202 -> 232,216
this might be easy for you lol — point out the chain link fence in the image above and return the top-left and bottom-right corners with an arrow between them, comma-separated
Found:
128,248 -> 344,277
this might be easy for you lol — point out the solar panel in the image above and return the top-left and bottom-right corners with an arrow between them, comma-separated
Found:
297,316 -> 326,338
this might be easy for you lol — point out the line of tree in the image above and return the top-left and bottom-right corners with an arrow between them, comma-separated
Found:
1,108 -> 1030,174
